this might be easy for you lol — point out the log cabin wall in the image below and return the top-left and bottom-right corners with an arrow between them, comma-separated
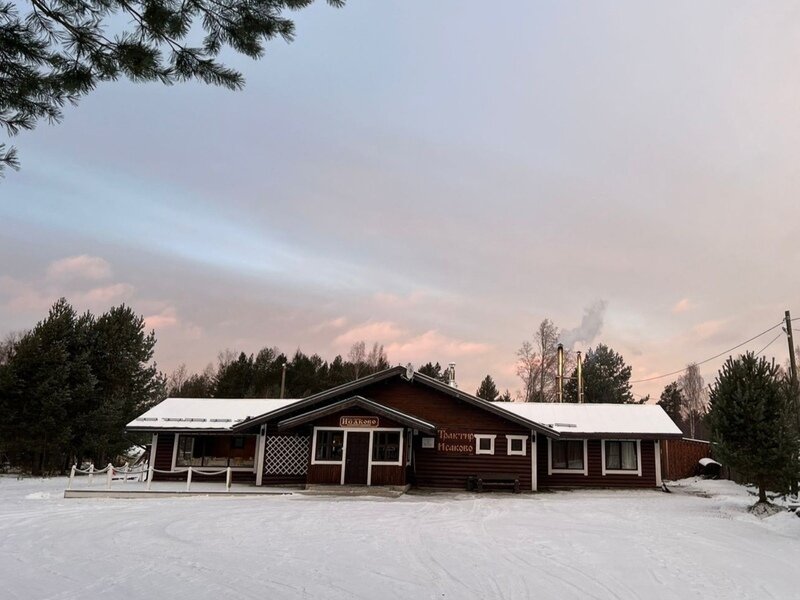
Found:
262,378 -> 536,490
537,438 -> 658,488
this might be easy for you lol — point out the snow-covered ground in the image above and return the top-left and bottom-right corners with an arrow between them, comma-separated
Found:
1,477 -> 797,600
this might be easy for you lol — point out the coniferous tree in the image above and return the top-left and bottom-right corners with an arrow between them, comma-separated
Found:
709,352 -> 800,503
658,381 -> 686,433
497,389 -> 513,402
476,375 -> 499,401
564,344 -> 638,404
0,0 -> 345,174
0,298 -> 160,472
417,362 -> 448,382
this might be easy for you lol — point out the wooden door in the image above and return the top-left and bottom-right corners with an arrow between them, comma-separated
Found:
344,432 -> 370,485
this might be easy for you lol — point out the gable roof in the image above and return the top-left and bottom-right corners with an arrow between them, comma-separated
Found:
496,402 -> 683,439
276,395 -> 437,434
126,397 -> 303,432
232,366 -> 558,436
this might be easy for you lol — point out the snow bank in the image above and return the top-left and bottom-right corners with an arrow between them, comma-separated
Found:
1,476 -> 798,599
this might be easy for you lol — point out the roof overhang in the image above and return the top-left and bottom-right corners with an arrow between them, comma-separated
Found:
411,372 -> 559,437
555,431 -> 685,440
232,365 -> 559,437
277,395 -> 437,435
233,366 -> 409,431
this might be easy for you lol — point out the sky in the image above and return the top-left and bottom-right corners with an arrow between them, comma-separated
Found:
1,1 -> 799,400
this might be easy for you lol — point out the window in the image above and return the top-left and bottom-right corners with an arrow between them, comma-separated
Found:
314,430 -> 344,462
506,435 -> 527,456
475,434 -> 496,455
551,440 -> 585,471
175,435 -> 256,469
373,431 -> 401,462
604,440 -> 640,473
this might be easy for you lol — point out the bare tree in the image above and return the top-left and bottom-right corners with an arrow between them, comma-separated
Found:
167,364 -> 189,396
535,319 -> 561,402
679,363 -> 708,438
0,330 -> 25,366
348,341 -> 367,379
517,319 -> 570,402
516,341 -> 539,402
365,342 -> 388,374
216,348 -> 238,370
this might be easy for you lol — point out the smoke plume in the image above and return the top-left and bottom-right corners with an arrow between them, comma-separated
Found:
560,301 -> 607,349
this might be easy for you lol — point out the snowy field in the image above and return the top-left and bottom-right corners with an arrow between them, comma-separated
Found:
1,477 -> 798,600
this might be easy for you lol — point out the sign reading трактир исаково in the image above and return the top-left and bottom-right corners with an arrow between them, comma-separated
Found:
339,416 -> 380,428
437,429 -> 475,454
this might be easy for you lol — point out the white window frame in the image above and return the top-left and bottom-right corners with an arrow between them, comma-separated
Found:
601,439 -> 642,476
547,438 -> 588,476
172,434 -> 259,473
506,435 -> 528,456
310,427 -> 346,465
474,434 -> 496,455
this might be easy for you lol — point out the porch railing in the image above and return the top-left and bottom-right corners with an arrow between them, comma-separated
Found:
67,462 -> 234,492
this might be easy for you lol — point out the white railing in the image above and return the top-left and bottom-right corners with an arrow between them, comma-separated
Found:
68,462 -> 234,492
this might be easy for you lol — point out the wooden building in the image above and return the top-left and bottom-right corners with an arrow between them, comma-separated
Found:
127,366 -> 682,491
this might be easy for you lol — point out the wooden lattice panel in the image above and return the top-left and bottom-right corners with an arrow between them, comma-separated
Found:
265,435 -> 310,475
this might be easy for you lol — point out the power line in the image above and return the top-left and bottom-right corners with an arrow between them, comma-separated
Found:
755,333 -> 783,357
630,320 -> 785,384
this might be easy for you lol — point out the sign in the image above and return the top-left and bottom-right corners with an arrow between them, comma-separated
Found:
437,429 -> 475,454
339,416 -> 379,428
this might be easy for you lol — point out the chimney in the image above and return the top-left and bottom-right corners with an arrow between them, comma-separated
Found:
448,362 -> 457,388
557,344 -> 564,402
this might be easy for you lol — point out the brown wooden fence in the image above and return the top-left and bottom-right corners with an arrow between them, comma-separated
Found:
660,438 -> 712,480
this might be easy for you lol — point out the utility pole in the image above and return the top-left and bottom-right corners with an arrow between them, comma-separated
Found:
557,344 -> 564,403
280,362 -> 287,399
576,351 -> 583,404
785,310 -> 799,429
786,310 -> 800,497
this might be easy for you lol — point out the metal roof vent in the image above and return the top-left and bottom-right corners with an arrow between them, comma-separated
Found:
448,362 -> 457,388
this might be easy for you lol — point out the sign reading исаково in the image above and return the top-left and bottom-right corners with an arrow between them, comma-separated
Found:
339,416 -> 380,428
437,429 -> 475,454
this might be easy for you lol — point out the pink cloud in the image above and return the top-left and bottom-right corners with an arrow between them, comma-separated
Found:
77,283 -> 134,305
46,255 -> 111,281
690,319 -> 726,341
384,330 -> 492,364
672,298 -> 691,314
333,321 -> 408,346
0,276 -> 54,313
310,316 -> 348,332
145,306 -> 179,330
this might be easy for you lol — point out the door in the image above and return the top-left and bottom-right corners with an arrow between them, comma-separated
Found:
344,432 -> 370,485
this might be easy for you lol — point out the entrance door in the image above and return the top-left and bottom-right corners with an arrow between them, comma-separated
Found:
344,432 -> 370,485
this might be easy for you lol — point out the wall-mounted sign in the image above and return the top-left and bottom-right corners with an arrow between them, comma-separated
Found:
339,416 -> 379,428
437,429 -> 475,454
421,437 -> 435,449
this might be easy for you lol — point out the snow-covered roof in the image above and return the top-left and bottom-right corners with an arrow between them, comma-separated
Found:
127,398 -> 303,431
496,402 -> 683,438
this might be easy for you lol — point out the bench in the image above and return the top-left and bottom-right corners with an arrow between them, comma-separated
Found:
467,473 -> 521,494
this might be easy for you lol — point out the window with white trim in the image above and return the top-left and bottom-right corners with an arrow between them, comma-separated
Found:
372,431 -> 401,462
551,440 -> 585,470
506,435 -> 527,456
475,434 -> 496,455
314,430 -> 344,462
603,440 -> 641,474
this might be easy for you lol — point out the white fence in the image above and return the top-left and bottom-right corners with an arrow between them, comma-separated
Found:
68,462 -> 234,492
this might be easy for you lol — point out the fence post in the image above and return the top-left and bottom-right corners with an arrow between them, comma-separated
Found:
226,467 -> 232,492
106,463 -> 113,490
68,465 -> 76,490
122,462 -> 129,484
146,465 -> 154,491
186,467 -> 192,492
88,463 -> 95,485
